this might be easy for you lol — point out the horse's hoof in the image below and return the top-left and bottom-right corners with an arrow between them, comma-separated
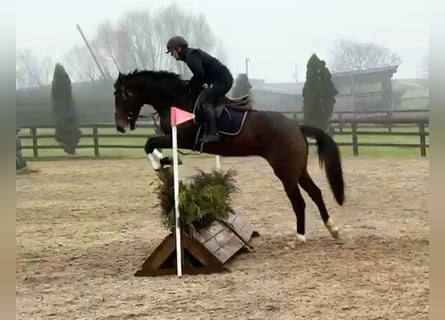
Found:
326,218 -> 340,239
147,153 -> 161,171
296,233 -> 306,244
331,229 -> 340,239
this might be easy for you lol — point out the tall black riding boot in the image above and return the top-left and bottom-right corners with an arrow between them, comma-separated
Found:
202,105 -> 221,143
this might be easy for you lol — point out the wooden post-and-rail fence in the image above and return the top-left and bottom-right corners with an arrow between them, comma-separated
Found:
21,123 -> 158,158
18,116 -> 429,159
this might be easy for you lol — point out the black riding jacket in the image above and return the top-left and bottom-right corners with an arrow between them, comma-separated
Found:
179,47 -> 232,94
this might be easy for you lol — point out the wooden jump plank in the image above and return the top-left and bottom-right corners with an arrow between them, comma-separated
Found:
134,210 -> 258,277
195,211 -> 255,264
134,231 -> 227,277
214,235 -> 245,263
193,222 -> 225,243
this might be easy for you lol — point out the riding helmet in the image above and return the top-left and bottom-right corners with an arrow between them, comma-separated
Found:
166,35 -> 188,53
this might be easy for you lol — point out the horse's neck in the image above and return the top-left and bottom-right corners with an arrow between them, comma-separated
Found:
169,91 -> 194,112
154,92 -> 194,134
149,91 -> 193,116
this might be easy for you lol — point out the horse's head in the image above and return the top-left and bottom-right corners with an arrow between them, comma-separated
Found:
113,72 -> 146,133
113,69 -> 189,133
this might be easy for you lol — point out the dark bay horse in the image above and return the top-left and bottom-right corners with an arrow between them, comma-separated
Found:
113,69 -> 345,244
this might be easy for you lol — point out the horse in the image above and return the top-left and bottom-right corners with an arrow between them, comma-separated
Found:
113,69 -> 345,244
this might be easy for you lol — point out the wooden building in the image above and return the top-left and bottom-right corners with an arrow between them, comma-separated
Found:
250,65 -> 400,113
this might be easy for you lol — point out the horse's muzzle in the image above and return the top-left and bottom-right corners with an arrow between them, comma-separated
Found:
116,125 -> 126,133
115,112 -> 130,133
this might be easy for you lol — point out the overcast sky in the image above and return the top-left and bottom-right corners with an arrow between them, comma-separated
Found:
16,0 -> 429,83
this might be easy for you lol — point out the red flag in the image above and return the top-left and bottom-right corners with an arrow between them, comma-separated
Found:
171,107 -> 195,126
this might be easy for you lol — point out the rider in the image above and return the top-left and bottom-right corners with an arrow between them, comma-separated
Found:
166,35 -> 234,143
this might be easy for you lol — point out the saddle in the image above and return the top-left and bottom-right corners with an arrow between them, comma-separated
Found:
191,92 -> 251,150
192,85 -> 252,121
219,94 -> 251,108
213,94 -> 252,118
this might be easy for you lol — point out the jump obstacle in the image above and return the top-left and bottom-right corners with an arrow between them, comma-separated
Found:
134,210 -> 260,277
134,165 -> 260,276
135,107 -> 259,277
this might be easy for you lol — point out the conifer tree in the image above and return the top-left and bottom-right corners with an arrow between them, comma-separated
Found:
51,63 -> 81,155
302,54 -> 337,133
303,54 -> 323,128
319,60 -> 338,135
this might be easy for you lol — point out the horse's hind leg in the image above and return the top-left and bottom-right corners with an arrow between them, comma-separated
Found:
287,185 -> 307,244
298,168 -> 339,239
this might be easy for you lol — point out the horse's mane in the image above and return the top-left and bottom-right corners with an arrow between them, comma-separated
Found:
117,69 -> 186,91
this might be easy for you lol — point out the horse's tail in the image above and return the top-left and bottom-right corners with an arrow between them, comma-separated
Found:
300,125 -> 345,206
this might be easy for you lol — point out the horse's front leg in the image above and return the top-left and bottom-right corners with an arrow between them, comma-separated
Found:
144,135 -> 182,170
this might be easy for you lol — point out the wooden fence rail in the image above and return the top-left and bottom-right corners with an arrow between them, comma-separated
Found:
18,118 -> 429,158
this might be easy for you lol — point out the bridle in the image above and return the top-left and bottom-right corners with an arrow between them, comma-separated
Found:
117,82 -> 197,156
135,112 -> 161,134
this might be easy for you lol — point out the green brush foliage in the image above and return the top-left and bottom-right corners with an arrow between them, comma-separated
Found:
154,167 -> 239,235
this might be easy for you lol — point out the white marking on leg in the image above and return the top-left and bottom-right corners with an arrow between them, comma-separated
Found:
152,148 -> 163,160
147,153 -> 161,171
296,233 -> 306,243
326,218 -> 339,239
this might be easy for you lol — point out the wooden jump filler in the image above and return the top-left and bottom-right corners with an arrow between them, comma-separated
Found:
135,107 -> 259,277
134,211 -> 259,277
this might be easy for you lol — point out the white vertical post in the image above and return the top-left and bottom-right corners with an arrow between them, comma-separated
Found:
170,106 -> 195,277
215,155 -> 221,171
171,125 -> 182,277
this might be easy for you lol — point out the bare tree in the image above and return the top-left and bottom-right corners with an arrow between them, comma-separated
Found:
78,4 -> 219,78
16,49 -> 54,88
60,4 -> 224,83
92,20 -> 127,77
63,44 -> 103,82
329,39 -> 402,72
189,13 -> 215,50
214,38 -> 229,66
117,11 -> 160,71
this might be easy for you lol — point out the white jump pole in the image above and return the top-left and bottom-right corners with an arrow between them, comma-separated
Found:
170,106 -> 195,277
171,124 -> 182,277
215,155 -> 221,171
